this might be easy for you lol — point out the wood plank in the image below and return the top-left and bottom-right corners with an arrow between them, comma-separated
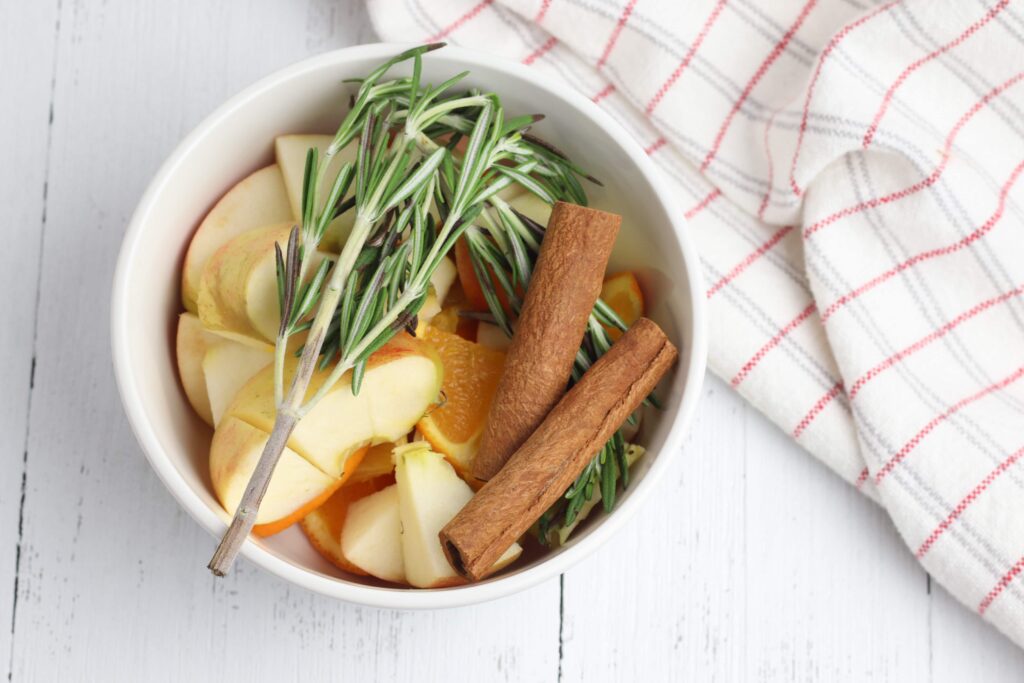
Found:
0,1 -> 62,679
931,583 -> 1024,683
559,378 -> 748,680
6,1 -> 559,681
739,389 -> 930,681
559,377 -> 933,681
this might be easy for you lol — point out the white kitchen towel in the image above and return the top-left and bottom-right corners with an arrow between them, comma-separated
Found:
367,0 -> 1024,647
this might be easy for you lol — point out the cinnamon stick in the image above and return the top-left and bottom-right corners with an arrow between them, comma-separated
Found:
471,201 -> 620,482
441,317 -> 678,581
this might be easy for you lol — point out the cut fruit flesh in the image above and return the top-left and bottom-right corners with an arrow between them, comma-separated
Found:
415,326 -> 506,477
394,442 -> 521,588
197,222 -> 326,343
176,313 -> 217,426
341,484 -> 406,583
431,255 -> 458,306
600,271 -> 645,340
227,333 -> 443,479
209,416 -> 337,526
202,341 -> 273,427
506,191 -> 552,227
301,474 -> 394,574
417,256 -> 458,326
181,165 -> 292,312
252,478 -> 343,538
275,134 -> 359,252
347,439 -> 403,483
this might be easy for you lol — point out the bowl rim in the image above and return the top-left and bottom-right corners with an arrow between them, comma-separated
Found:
111,42 -> 708,609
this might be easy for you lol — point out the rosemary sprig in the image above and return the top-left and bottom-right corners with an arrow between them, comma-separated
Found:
208,45 -> 564,575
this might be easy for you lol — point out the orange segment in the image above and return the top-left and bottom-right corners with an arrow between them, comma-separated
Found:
252,445 -> 368,537
600,271 -> 645,340
425,306 -> 458,334
299,474 -> 395,574
416,326 -> 506,477
420,304 -> 478,342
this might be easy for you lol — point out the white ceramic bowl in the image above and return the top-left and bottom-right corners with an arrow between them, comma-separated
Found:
111,43 -> 707,608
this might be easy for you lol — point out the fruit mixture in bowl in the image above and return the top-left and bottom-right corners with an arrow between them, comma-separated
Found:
175,45 -> 677,588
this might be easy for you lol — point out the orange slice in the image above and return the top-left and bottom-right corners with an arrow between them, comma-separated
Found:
600,271 -> 645,340
252,445 -> 368,537
299,473 -> 395,574
416,325 -> 506,477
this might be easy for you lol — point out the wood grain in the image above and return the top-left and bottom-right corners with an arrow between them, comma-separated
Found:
1,0 -> 1023,680
0,1 -> 62,679
558,377 -> 1024,681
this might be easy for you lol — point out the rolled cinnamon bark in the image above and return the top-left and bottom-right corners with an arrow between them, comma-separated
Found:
471,201 -> 620,482
441,317 -> 678,581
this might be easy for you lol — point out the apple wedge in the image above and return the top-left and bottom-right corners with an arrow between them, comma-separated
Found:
210,416 -> 340,527
181,165 -> 292,312
416,255 -> 458,327
394,442 -> 521,588
347,439 -> 404,484
341,484 -> 406,583
197,222 -> 326,343
301,475 -> 394,575
176,312 -> 217,425
275,134 -> 359,251
209,335 -> 437,536
202,341 -> 273,426
508,191 -> 552,227
227,333 -> 443,479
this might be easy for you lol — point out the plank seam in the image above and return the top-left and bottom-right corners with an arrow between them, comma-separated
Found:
557,574 -> 564,682
7,1 -> 63,679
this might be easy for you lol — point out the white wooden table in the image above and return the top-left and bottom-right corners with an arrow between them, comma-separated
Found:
3,2 -> 1024,680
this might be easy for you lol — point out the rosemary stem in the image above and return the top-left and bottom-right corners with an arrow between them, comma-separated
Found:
208,212 -> 375,574
207,410 -> 298,576
273,335 -> 287,408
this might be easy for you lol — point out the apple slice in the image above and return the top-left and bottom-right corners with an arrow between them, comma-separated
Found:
508,191 -> 552,227
210,416 -> 339,527
197,222 -> 326,342
431,255 -> 458,305
417,255 -> 458,326
228,333 -> 443,479
176,313 -> 217,425
341,484 -> 406,583
202,341 -> 273,426
394,442 -> 521,588
181,165 -> 292,312
347,439 -> 404,484
275,134 -> 359,251
301,475 -> 394,575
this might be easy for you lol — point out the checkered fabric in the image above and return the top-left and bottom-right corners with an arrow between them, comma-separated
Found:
367,0 -> 1024,647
